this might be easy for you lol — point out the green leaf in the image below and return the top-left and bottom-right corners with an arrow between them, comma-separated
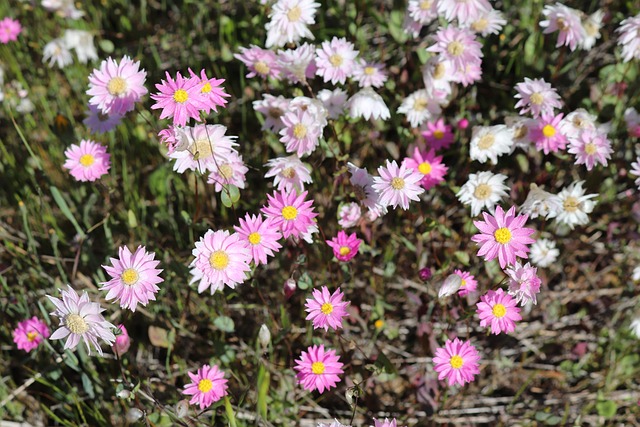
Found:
214,316 -> 235,333
98,39 -> 114,54
80,372 -> 95,399
256,365 -> 269,419
596,400 -> 617,418
50,186 -> 85,238
454,251 -> 470,266
297,272 -> 312,290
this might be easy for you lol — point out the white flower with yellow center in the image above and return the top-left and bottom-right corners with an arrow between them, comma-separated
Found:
469,125 -> 513,164
551,181 -> 597,229
457,171 -> 510,216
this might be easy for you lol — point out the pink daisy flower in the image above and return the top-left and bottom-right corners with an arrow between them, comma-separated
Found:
188,68 -> 229,113
432,338 -> 481,387
0,17 -> 22,44
112,324 -> 131,356
234,214 -> 282,266
265,0 -> 320,48
616,13 -> 640,63
83,104 -> 123,134
265,155 -> 313,193
100,245 -> 164,312
421,118 -> 454,150
86,56 -> 147,115
305,286 -> 349,331
277,43 -> 317,84
182,364 -> 229,410
514,77 -> 563,118
294,345 -> 344,393
279,109 -> 322,157
408,0 -> 438,25
13,316 -> 50,352
505,262 -> 542,306
476,288 -> 522,334
169,124 -> 239,174
206,152 -> 248,192
348,163 -> 383,215
150,71 -> 208,127
253,94 -> 291,133
468,9 -> 507,36
235,45 -> 282,79
403,147 -> 448,190
315,37 -> 359,85
63,139 -> 111,182
437,0 -> 491,25
326,230 -> 361,262
427,27 -> 483,73
528,113 -> 568,155
454,269 -> 477,297
47,285 -> 116,356
261,189 -> 318,239
189,230 -> 252,294
372,160 -> 425,210
338,202 -> 362,228
540,4 -> 586,52
471,205 -> 536,269
371,419 -> 402,427
567,129 -> 613,171
352,60 -> 388,88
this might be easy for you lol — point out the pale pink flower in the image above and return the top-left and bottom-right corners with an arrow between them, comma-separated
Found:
630,156 -> 640,190
295,345 -> 344,393
315,37 -> 359,85
346,87 -> 390,121
253,94 -> 291,133
427,27 -> 483,73
432,338 -> 481,387
182,364 -> 228,410
421,56 -> 455,96
371,419 -> 402,427
326,231 -> 361,262
265,155 -> 313,192
528,113 -> 568,154
348,162 -> 383,214
437,0 -> 491,25
352,60 -> 388,88
319,420 -> 351,427
454,270 -> 477,297
616,13 -> 640,63
235,45 -> 282,79
63,139 -> 110,182
13,317 -> 50,352
397,89 -> 444,128
514,77 -> 562,118
407,0 -> 438,25
452,60 -> 483,87
305,286 -> 349,331
261,190 -> 318,239
372,160 -> 425,210
168,124 -> 238,174
422,118 -> 454,150
83,104 -> 123,134
403,147 -> 448,190
467,9 -> 507,36
505,262 -> 542,306
568,129 -> 613,171
87,56 -> 147,115
277,43 -> 317,83
279,109 -> 322,157
188,68 -> 229,113
265,0 -> 320,48
338,203 -> 361,228
317,88 -> 348,119
540,3 -> 586,52
234,214 -> 282,265
206,152 -> 248,192
113,324 -> 131,356
0,18 -> 22,44
476,288 -> 521,334
150,71 -> 208,127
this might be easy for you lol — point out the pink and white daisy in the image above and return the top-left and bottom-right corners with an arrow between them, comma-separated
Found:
265,155 -> 313,192
305,286 -> 349,331
372,160 -> 425,210
319,420 -> 351,427
168,124 -> 238,174
188,68 -> 229,113
477,288 -> 521,334
265,0 -> 320,48
452,60 -> 483,87
83,104 -> 123,134
317,88 -> 348,120
47,285 -> 116,356
528,113 -> 568,155
514,77 -> 563,118
13,316 -> 50,352
234,214 -> 282,266
253,94 -> 291,133
561,108 -> 599,139
352,60 -> 388,88
437,0 -> 491,25
112,324 -> 130,356
63,139 -> 110,182
432,338 -> 481,387
261,189 -> 318,239
277,43 -> 317,84
454,270 -> 478,297
326,230 -> 361,262
206,152 -> 248,192
294,345 -> 344,393
315,37 -> 359,85
540,3 -> 586,52
100,245 -> 163,312
235,45 -> 282,79
0,17 -> 22,44
407,0 -> 438,25
348,162 -> 383,215
403,147 -> 448,191
422,118 -> 454,151
505,262 -> 542,306
616,13 -> 640,63
567,129 -> 613,171
150,71 -> 208,127
338,202 -> 362,228
87,56 -> 147,115
279,109 -> 322,157
467,9 -> 507,36
182,364 -> 229,410
427,27 -> 483,73
189,230 -> 252,294
471,205 -> 536,269
397,89 -> 443,128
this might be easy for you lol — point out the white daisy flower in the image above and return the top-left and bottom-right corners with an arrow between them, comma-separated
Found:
43,38 -> 73,69
317,88 -> 348,120
469,125 -> 513,164
397,89 -> 442,128
529,238 -> 560,267
520,183 -> 561,219
456,171 -> 509,216
264,155 -> 312,192
346,87 -> 390,121
552,181 -> 597,229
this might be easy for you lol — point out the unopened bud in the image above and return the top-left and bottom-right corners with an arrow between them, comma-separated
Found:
116,389 -> 131,400
175,399 -> 190,418
283,278 -> 296,299
258,324 -> 271,348
418,267 -> 432,281
438,274 -> 462,298
125,408 -> 144,423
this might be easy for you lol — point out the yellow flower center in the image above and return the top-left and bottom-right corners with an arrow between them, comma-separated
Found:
492,303 -> 507,318
339,246 -> 351,256
433,129 -> 444,139
530,92 -> 544,105
321,302 -> 334,315
413,98 -> 428,111
173,88 -> 189,104
293,123 -> 307,139
79,154 -> 95,167
192,139 -> 213,160
447,41 -> 464,57
311,361 -> 325,375
282,167 -> 296,178
27,331 -> 38,342
107,76 -> 127,96
120,268 -> 139,286
282,205 -> 298,220
209,250 -> 229,270
514,125 -> 527,139
374,319 -> 384,329
473,183 -> 492,200
248,232 -> 261,245
329,54 -> 344,67
471,18 -> 489,32
449,355 -> 464,369
494,227 -> 512,244
433,63 -> 446,79
584,21 -> 598,37
390,177 -> 405,190
460,279 -> 467,288
556,17 -> 567,31
563,196 -> 579,213
364,66 -> 375,75
201,82 -> 212,94
65,313 -> 89,335
198,379 -> 213,393
420,0 -> 432,9
287,5 -> 302,21
418,161 -> 432,175
254,61 -> 270,75
542,124 -> 556,138
218,164 -> 233,180
584,143 -> 597,155
477,134 -> 495,150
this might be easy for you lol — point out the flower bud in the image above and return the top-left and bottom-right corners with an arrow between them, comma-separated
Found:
175,399 -> 190,418
418,267 -> 432,281
457,118 -> 469,129
258,324 -> 271,348
125,408 -> 144,423
283,278 -> 296,299
113,324 -> 130,356
116,389 -> 131,400
438,274 -> 462,298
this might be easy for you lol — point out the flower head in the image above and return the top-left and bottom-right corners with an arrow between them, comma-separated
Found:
372,160 -> 425,210
540,3 -> 586,52
265,0 -> 320,48
552,181 -> 597,229
294,345 -> 344,393
235,45 -> 282,79
567,129 -> 613,171
317,88 -> 348,119
63,30 -> 97,64
505,262 -> 542,306
113,324 -> 131,356
616,13 -> 640,63
188,68 -> 229,113
529,113 -> 568,154
530,238 -> 559,268
83,104 -> 123,134
87,56 -> 147,115
279,109 -> 322,157
422,118 -> 454,151
519,184 -> 561,220
338,203 -> 362,228
265,155 -> 313,192
63,139 -> 111,182
13,317 -> 50,352
397,89 -> 443,128
348,163 -> 383,215
261,190 -> 318,239
427,27 -> 483,73
437,0 -> 491,24
277,43 -> 317,84
454,270 -> 478,297
432,338 -> 481,386
457,171 -> 509,217
253,94 -> 291,133
403,147 -> 448,190
352,60 -> 388,88
234,214 -> 282,265
476,288 -> 522,334
315,37 -> 359,85
0,18 -> 22,44
371,418 -> 401,427
305,286 -> 349,331
326,231 -> 361,262
469,125 -> 513,164
346,87 -> 390,121
43,38 -> 73,69
182,364 -> 228,410
168,124 -> 238,174
514,77 -> 562,118
150,71 -> 208,127
206,152 -> 248,192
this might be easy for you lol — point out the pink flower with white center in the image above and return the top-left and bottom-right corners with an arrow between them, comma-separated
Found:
514,77 -> 563,118
338,202 -> 361,228
454,270 -> 477,297
403,147 -> 448,191
100,245 -> 164,312
352,60 -> 388,88
539,3 -> 586,52
397,89 -> 443,128
206,152 -> 248,192
261,190 -> 318,239
422,118 -> 455,150
476,288 -> 521,334
235,45 -> 282,79
437,0 -> 491,24
234,214 -> 282,266
189,230 -> 252,294
407,0 -> 438,25
295,345 -> 344,393
182,364 -> 228,410
253,94 -> 291,133
568,129 -> 613,171
467,9 -> 507,36
168,124 -> 239,174
371,419 -> 403,427
279,109 -> 322,157
277,43 -> 317,84
13,317 -> 50,352
432,338 -> 481,387
265,0 -> 320,48
150,71 -> 208,127
326,230 -> 361,262
63,139 -> 110,182
188,68 -> 229,113
0,18 -> 22,44
471,205 -> 536,269
372,160 -> 425,210
315,37 -> 359,85
305,286 -> 349,331
112,324 -> 130,356
83,104 -> 123,134
348,162 -> 383,215
265,155 -> 312,192
528,113 -> 568,155
616,13 -> 640,63
47,285 -> 116,356
86,56 -> 147,116
427,26 -> 483,73
505,262 -> 542,306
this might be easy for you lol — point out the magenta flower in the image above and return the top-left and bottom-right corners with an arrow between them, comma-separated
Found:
567,129 -> 613,171
150,71 -> 208,127
188,68 -> 229,113
454,269 -> 477,297
63,139 -> 110,182
432,338 -> 481,387
372,160 -> 425,210
471,206 -> 536,269
505,262 -> 542,306
421,118 -> 454,150
528,113 -> 568,154
326,231 -> 361,262
514,77 -> 562,118
100,245 -> 164,312
112,324 -> 131,356
13,316 -> 50,352
403,147 -> 448,190
476,288 -> 522,334
86,56 -> 148,115
234,214 -> 282,265
261,189 -> 318,239
294,345 -> 344,393
0,18 -> 22,44
235,45 -> 282,79
305,286 -> 349,331
182,364 -> 229,410
315,37 -> 359,85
